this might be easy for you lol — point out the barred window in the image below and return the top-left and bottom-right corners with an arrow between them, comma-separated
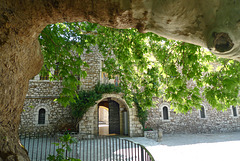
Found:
40,65 -> 49,80
40,74 -> 49,80
38,108 -> 46,124
54,62 -> 63,80
232,106 -> 237,117
163,106 -> 169,120
200,106 -> 206,118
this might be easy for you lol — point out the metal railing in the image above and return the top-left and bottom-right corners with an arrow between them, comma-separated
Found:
19,133 -> 155,161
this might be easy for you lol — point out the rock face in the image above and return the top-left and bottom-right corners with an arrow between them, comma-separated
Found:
0,0 -> 239,160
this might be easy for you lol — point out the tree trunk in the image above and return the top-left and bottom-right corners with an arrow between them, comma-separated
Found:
0,22 -> 43,159
0,38 -> 43,161
1,2 -> 44,159
0,0 -> 239,160
0,0 -> 137,160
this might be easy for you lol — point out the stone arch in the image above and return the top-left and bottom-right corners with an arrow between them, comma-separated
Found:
79,93 -> 143,137
33,104 -> 49,126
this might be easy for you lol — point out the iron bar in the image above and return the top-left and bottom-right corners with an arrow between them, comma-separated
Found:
100,136 -> 102,161
96,135 -> 98,161
83,137 -> 85,161
106,136 -> 109,161
103,137 -> 105,159
79,137 -> 81,160
75,138 -> 78,158
36,133 -> 39,160
93,137 -> 94,161
111,137 -> 113,161
138,144 -> 140,161
86,138 -> 88,161
45,134 -> 48,160
119,137 -> 121,161
40,134 -> 43,160
31,134 -> 34,160
53,133 -> 56,156
90,137 -> 92,161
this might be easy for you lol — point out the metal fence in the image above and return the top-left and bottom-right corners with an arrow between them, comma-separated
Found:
19,133 -> 155,161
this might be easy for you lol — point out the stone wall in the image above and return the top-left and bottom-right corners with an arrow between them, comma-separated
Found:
80,47 -> 103,90
19,81 -> 74,134
144,130 -> 162,142
20,47 -> 239,136
145,98 -> 240,134
19,48 -> 104,134
20,48 -> 143,136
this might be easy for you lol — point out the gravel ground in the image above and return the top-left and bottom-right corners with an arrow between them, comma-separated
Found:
127,132 -> 240,161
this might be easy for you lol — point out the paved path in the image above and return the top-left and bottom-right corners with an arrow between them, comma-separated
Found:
127,132 -> 240,161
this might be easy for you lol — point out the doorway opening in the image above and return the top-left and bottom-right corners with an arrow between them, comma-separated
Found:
98,98 -> 127,136
98,101 -> 109,135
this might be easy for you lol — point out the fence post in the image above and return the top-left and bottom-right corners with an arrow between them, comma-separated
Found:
141,146 -> 144,161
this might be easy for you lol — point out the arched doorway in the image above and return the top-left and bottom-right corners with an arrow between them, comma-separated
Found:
79,93 -> 143,137
98,99 -> 121,135
98,97 -> 129,135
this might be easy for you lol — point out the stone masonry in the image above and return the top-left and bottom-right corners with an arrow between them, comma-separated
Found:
20,47 -> 143,136
145,98 -> 240,134
20,47 -> 239,136
19,80 -> 74,134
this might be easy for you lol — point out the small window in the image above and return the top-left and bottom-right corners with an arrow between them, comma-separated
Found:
114,75 -> 119,86
232,106 -> 237,117
40,75 -> 49,80
38,108 -> 46,124
200,106 -> 206,118
54,63 -> 63,80
163,106 -> 169,120
40,65 -> 49,80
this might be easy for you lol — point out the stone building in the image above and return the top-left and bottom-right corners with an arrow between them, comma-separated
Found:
145,98 -> 240,134
20,47 -> 239,136
19,48 -> 143,137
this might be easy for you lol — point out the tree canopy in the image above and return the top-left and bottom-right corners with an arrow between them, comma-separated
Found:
39,22 -> 240,113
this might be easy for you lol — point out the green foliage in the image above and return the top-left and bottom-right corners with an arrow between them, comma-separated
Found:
39,21 -> 239,113
47,134 -> 81,161
70,83 -> 121,120
70,90 -> 101,119
94,82 -> 122,94
134,97 -> 148,128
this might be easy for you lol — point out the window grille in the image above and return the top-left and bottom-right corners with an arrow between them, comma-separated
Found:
38,108 -> 46,124
200,106 -> 206,118
232,106 -> 237,117
54,63 -> 63,80
40,75 -> 49,80
163,106 -> 169,120
40,65 -> 49,80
